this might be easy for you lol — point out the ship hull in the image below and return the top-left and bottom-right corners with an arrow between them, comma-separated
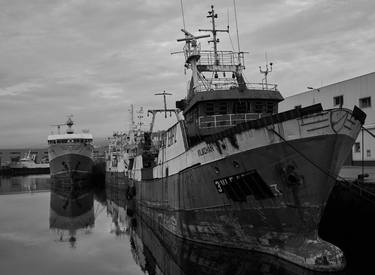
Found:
129,106 -> 365,271
135,133 -> 354,271
49,144 -> 94,186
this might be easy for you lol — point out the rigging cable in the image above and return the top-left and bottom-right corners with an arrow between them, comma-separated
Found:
233,0 -> 241,53
227,9 -> 235,51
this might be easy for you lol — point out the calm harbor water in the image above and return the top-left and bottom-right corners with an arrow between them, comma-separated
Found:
0,175 -> 372,274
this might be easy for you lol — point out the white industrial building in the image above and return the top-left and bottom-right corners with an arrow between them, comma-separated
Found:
279,72 -> 375,165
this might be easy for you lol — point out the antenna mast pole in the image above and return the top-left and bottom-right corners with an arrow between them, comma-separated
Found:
180,0 -> 186,30
259,54 -> 273,90
199,5 -> 228,66
233,0 -> 241,62
129,104 -> 135,129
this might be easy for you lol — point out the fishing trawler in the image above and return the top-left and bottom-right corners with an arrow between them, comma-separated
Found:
105,105 -> 143,187
47,116 -> 94,186
127,5 -> 366,271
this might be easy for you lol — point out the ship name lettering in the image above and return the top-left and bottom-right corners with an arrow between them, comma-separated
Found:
197,144 -> 214,156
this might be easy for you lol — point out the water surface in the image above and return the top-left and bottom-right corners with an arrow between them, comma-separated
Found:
1,175 -> 372,274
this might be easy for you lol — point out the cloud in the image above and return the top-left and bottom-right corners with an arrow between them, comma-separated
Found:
0,81 -> 43,96
0,0 -> 375,148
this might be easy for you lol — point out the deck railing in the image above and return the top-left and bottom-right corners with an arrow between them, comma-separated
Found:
194,81 -> 278,92
197,50 -> 245,67
198,113 -> 261,129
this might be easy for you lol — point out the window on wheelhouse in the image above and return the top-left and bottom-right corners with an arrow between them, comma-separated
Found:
205,102 -> 215,115
233,101 -> 247,113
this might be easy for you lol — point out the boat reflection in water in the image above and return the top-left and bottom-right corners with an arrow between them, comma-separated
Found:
49,179 -> 95,247
0,174 -> 50,194
106,189 -> 332,275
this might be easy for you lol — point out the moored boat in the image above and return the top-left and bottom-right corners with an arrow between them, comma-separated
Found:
127,5 -> 366,271
48,116 -> 94,186
105,105 -> 144,190
8,150 -> 49,174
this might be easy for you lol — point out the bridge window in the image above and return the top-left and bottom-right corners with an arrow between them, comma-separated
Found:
205,103 -> 215,115
266,102 -> 275,113
254,102 -> 264,113
216,102 -> 228,114
234,101 -> 247,113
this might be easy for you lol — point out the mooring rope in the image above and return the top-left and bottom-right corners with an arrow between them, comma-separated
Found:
270,128 -> 375,204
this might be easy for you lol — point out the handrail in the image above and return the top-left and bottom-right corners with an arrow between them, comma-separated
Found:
197,50 -> 245,66
199,113 -> 261,129
194,81 -> 278,92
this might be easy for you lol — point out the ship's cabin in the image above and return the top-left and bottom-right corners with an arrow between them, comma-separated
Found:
177,87 -> 283,144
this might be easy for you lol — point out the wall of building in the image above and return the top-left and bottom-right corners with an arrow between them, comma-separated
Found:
279,72 -> 375,164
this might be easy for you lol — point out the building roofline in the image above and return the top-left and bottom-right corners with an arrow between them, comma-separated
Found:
286,71 -> 375,99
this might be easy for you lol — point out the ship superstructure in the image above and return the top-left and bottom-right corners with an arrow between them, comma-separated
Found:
48,116 -> 94,186
127,5 -> 366,271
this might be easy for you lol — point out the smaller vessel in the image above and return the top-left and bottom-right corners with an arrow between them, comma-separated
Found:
48,116 -> 94,186
9,151 -> 49,175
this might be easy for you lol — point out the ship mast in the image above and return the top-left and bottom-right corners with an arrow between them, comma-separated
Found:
129,104 -> 135,130
199,5 -> 229,67
177,5 -> 246,99
66,115 -> 74,134
147,92 -> 180,133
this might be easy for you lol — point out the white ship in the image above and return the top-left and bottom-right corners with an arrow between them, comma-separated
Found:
47,116 -> 94,185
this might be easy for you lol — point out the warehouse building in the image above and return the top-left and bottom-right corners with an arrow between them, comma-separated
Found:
279,72 -> 375,165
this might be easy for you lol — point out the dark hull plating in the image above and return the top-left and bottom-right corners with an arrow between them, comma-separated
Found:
135,134 -> 353,271
50,153 -> 94,186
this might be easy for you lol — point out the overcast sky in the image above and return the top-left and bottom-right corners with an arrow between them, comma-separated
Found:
0,0 -> 374,148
